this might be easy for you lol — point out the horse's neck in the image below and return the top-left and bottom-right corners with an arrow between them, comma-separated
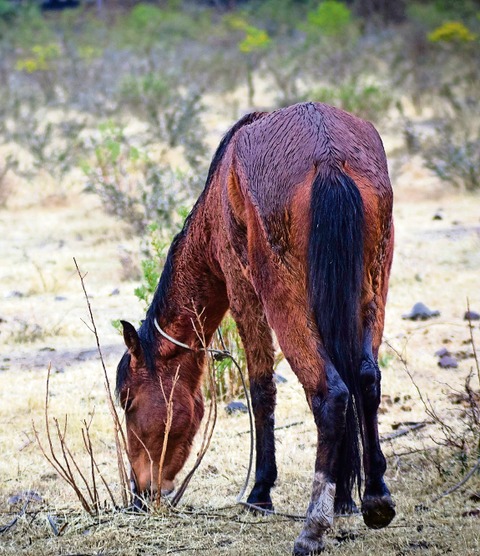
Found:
152,203 -> 229,351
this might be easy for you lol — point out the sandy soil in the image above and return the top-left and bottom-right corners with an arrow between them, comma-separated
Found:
0,123 -> 479,555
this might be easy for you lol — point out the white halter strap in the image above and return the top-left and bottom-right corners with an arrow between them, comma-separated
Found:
153,318 -> 196,351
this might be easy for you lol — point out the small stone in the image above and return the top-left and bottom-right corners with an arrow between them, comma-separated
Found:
402,302 -> 440,321
432,211 -> 443,220
8,491 -> 42,505
5,290 -> 24,298
274,373 -> 287,384
110,288 -> 120,296
464,310 -> 480,321
438,355 -> 458,369
434,347 -> 450,357
225,401 -> 248,415
54,296 -> 67,302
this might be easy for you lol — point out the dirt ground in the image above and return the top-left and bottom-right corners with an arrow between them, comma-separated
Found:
0,124 -> 479,555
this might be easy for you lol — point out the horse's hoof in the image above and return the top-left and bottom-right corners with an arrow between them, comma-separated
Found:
293,533 -> 326,555
246,487 -> 273,513
242,500 -> 274,515
361,495 -> 395,529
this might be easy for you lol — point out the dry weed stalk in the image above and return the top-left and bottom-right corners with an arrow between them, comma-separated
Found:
33,259 -> 132,515
170,307 -> 219,507
157,366 -> 180,506
33,365 -> 100,516
73,258 -> 131,506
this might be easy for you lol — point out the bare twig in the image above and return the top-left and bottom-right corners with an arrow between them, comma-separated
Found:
157,366 -> 180,506
74,257 -> 130,506
431,457 -> 480,503
32,366 -> 94,515
170,308 -> 219,507
380,422 -> 431,442
0,500 -> 29,534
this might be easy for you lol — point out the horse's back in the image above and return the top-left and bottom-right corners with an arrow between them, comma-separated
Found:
225,103 -> 392,274
233,102 -> 391,213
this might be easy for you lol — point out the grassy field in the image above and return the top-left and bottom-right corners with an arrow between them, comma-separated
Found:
0,3 -> 479,553
1,127 -> 479,555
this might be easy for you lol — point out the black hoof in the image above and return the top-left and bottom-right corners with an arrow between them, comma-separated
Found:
243,499 -> 274,515
361,494 -> 395,529
246,485 -> 274,513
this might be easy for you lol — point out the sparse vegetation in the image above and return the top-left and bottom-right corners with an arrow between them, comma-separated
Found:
1,2 -> 480,555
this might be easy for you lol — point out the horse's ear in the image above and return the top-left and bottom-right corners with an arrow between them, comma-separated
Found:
120,320 -> 142,360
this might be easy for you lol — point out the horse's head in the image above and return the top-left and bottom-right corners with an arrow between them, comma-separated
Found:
116,320 -> 204,506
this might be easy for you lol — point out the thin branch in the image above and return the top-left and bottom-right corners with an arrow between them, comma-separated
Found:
431,457 -> 480,503
157,366 -> 180,506
74,257 -> 130,506
0,500 -> 29,534
171,308 -> 219,507
380,422 -> 431,442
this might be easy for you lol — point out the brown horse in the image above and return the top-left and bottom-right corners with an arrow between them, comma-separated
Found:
116,102 -> 395,554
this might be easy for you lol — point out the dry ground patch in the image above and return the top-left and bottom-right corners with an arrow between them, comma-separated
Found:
0,168 -> 479,554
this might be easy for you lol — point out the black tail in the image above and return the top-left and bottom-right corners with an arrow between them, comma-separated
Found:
307,169 -> 364,501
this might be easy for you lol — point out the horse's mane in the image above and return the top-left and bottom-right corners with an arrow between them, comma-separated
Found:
118,111 -> 267,384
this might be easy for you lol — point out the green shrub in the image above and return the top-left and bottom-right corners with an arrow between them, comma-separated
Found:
422,123 -> 480,191
310,80 -> 392,123
414,87 -> 480,191
428,21 -> 477,43
118,73 -> 207,170
83,122 -> 191,233
307,1 -> 352,36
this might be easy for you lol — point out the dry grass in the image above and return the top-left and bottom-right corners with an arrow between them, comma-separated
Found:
1,129 -> 480,554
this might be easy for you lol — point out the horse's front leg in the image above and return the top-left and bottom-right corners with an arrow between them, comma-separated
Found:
293,365 -> 349,555
246,372 -> 277,510
232,308 -> 277,511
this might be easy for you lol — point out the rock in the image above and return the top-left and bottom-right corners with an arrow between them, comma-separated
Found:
54,296 -> 67,302
4,290 -> 24,298
274,373 -> 287,384
8,491 -> 42,505
438,354 -> 458,369
464,310 -> 480,321
432,210 -> 443,220
110,288 -> 120,296
402,302 -> 440,321
225,401 -> 248,415
434,347 -> 450,357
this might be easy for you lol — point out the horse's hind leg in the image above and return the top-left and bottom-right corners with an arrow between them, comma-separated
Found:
229,291 -> 277,511
359,327 -> 395,529
359,224 -> 396,529
291,363 -> 349,555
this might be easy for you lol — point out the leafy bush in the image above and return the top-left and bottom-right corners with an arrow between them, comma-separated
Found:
0,0 -> 17,22
118,73 -> 207,170
306,0 -> 352,37
428,21 -> 477,43
422,122 -> 480,191
414,87 -> 480,191
83,122 -> 192,233
133,221 -> 185,308
310,79 -> 392,123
